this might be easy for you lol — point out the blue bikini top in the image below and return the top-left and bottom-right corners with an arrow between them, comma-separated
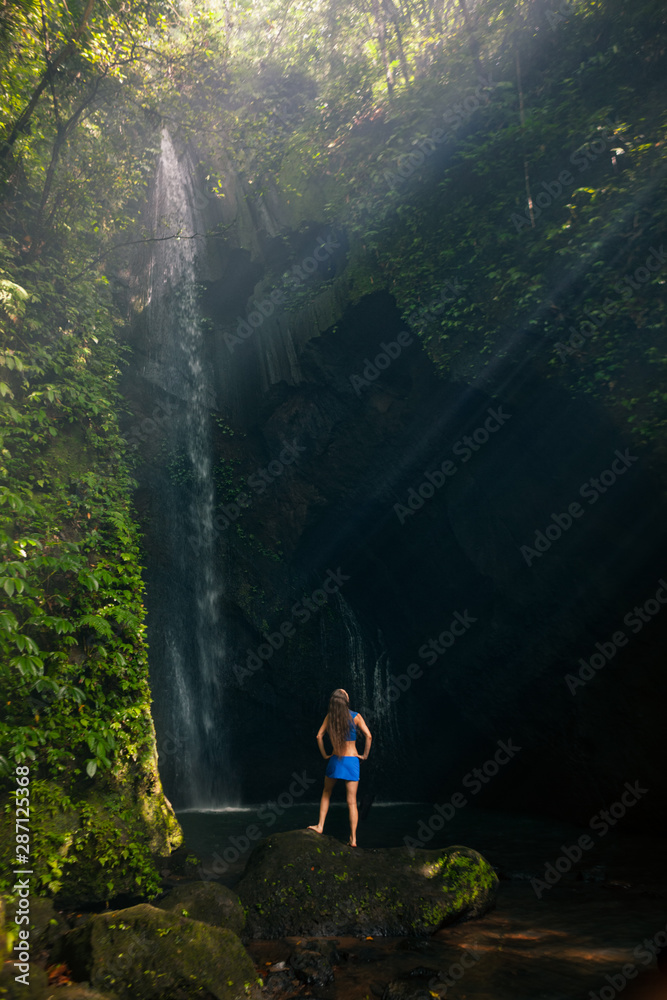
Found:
347,711 -> 358,740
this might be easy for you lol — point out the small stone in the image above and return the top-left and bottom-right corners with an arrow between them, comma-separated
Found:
382,982 -> 434,1000
290,948 -> 334,985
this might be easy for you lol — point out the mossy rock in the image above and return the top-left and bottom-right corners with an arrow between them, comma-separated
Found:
27,896 -> 70,951
156,881 -> 245,935
58,903 -> 255,1000
0,962 -> 48,1000
0,894 -> 67,974
382,983 -> 435,1000
235,831 -> 498,938
0,767 -> 182,908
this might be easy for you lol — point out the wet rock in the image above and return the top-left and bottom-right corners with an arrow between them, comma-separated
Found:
407,965 -> 441,978
155,880 -> 245,935
344,945 -> 383,964
395,937 -> 432,953
293,938 -> 339,963
382,982 -> 435,1000
236,831 -> 497,938
58,902 -> 255,999
380,965 -> 447,1000
289,948 -> 334,985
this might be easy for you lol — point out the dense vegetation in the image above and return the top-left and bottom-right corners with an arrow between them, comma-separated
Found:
1,0 -> 666,897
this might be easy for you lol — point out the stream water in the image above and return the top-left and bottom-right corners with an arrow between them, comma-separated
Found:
174,803 -> 667,999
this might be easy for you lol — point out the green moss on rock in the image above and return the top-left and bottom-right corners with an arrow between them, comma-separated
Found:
156,881 -> 245,936
60,903 -> 256,1000
236,831 -> 498,937
1,770 -> 182,906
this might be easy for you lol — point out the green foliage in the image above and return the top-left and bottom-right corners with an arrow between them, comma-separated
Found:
166,449 -> 195,488
0,0 -> 200,899
213,456 -> 243,502
0,272 -> 153,778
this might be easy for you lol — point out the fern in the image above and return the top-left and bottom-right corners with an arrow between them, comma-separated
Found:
78,614 -> 113,639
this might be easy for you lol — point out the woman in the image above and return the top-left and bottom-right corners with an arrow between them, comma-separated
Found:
307,688 -> 372,847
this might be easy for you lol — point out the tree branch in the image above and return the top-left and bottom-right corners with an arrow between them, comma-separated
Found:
69,231 -> 228,282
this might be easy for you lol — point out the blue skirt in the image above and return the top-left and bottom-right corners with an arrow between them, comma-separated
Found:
326,755 -> 360,781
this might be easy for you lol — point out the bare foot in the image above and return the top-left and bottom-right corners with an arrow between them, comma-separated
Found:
307,825 -> 323,833
348,839 -> 357,848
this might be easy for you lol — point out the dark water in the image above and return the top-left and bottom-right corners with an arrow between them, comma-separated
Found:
174,803 -> 667,999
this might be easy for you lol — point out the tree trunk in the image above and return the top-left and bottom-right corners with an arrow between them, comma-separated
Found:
36,79 -> 100,226
456,0 -> 486,81
382,0 -> 410,85
515,47 -> 535,229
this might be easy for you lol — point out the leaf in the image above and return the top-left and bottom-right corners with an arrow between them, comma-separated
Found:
0,610 -> 18,631
86,760 -> 97,778
78,614 -> 113,638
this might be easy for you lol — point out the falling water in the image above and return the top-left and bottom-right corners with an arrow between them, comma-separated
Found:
147,131 -> 234,807
333,593 -> 398,751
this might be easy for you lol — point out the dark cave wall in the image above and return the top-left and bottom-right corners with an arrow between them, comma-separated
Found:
119,143 -> 667,830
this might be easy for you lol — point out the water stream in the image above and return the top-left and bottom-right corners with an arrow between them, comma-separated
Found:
331,593 -> 398,765
146,130 -> 234,807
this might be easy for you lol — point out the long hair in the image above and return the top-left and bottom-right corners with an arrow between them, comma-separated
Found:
327,688 -> 353,750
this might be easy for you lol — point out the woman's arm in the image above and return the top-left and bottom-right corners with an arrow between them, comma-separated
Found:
316,715 -> 332,759
355,714 -> 372,760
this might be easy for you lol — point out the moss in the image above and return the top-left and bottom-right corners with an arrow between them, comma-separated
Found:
61,903 -> 255,1000
237,831 -> 497,938
155,880 -> 245,936
0,772 -> 181,906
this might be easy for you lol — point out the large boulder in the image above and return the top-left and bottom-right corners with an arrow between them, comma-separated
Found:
58,903 -> 255,1000
155,881 -> 245,936
235,831 -> 497,938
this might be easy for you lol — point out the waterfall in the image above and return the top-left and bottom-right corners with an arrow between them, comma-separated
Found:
146,130 -> 235,808
331,593 -> 398,758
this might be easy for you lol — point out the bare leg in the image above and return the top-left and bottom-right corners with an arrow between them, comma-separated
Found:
308,776 -> 336,833
346,780 -> 359,846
